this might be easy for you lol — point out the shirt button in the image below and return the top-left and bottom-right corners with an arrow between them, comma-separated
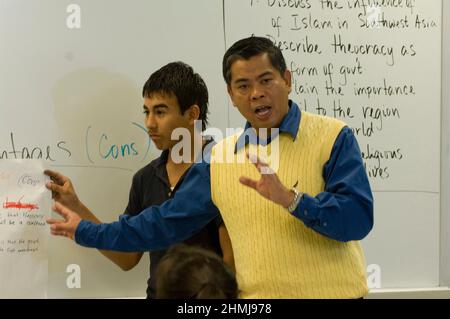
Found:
304,210 -> 308,215
323,222 -> 327,227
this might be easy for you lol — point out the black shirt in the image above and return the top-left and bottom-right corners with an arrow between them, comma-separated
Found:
124,144 -> 222,298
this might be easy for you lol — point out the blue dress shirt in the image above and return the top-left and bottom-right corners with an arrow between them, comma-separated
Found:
75,101 -> 373,251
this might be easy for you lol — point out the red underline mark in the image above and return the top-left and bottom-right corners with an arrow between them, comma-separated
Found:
2,196 -> 39,212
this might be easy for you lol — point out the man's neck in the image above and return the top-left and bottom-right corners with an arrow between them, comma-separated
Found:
166,137 -> 205,167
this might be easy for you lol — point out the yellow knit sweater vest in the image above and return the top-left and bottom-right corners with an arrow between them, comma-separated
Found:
210,111 -> 368,298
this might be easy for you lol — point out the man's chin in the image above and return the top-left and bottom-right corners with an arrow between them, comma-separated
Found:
153,142 -> 167,151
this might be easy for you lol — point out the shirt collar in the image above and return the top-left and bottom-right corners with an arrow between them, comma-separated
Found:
150,149 -> 169,169
234,100 -> 301,153
150,136 -> 215,169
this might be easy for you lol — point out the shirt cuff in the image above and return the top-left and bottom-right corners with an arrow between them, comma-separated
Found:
75,220 -> 96,247
292,194 -> 334,236
291,193 -> 319,228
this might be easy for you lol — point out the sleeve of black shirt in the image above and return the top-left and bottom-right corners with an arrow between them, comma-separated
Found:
124,172 -> 142,216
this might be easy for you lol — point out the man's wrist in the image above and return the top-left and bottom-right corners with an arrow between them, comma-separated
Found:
286,188 -> 303,213
281,187 -> 295,208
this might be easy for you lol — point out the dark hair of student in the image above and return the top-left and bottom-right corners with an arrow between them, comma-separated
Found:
222,36 -> 287,85
155,244 -> 239,299
142,61 -> 209,131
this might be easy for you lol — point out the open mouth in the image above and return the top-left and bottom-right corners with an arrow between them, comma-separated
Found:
255,106 -> 272,119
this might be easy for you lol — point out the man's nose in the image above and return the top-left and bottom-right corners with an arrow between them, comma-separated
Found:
146,113 -> 157,130
251,83 -> 265,100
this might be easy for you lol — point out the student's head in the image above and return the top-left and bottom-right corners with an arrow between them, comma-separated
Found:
156,244 -> 238,299
142,62 -> 209,150
223,36 -> 292,131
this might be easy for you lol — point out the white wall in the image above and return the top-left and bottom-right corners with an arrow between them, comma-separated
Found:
440,0 -> 450,287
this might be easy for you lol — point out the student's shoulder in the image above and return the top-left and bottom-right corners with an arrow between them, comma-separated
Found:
132,156 -> 162,182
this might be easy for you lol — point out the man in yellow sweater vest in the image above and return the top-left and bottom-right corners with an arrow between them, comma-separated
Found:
47,37 -> 374,299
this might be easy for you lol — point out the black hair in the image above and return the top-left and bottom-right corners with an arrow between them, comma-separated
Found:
156,244 -> 239,299
142,61 -> 209,131
222,36 -> 287,85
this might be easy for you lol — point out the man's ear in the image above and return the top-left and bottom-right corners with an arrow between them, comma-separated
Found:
283,69 -> 292,94
187,104 -> 200,125
227,85 -> 237,108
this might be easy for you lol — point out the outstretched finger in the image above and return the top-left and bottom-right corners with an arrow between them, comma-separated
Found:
49,221 -> 68,233
52,202 -> 72,220
46,218 -> 64,225
246,152 -> 268,165
249,154 -> 274,174
239,176 -> 258,190
50,228 -> 70,238
45,181 -> 64,194
44,169 -> 68,185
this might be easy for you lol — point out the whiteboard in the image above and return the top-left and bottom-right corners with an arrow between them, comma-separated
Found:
441,0 -> 450,287
0,0 -> 445,298
0,0 -> 227,298
224,0 -> 442,288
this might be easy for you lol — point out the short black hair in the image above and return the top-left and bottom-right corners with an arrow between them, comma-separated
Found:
142,62 -> 209,131
156,244 -> 239,299
222,36 -> 287,85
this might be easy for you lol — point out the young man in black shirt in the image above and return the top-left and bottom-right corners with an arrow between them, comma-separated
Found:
45,62 -> 234,298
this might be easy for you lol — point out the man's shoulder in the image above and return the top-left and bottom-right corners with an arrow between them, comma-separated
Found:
300,111 -> 348,140
302,110 -> 346,127
211,131 -> 242,148
298,111 -> 349,155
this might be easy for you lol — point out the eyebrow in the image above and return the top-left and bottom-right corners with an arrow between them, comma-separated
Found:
143,104 -> 169,110
233,78 -> 249,85
257,71 -> 274,79
233,71 -> 274,84
153,104 -> 169,110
